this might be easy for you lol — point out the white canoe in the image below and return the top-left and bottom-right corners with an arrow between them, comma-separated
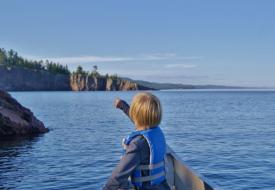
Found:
165,145 -> 216,190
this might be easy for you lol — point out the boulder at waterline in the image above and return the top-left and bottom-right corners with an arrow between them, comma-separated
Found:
0,90 -> 48,138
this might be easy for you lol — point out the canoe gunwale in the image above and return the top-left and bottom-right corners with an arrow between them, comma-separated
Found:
165,145 -> 220,190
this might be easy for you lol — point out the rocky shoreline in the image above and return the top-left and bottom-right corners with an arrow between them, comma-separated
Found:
70,73 -> 151,91
0,65 -> 153,91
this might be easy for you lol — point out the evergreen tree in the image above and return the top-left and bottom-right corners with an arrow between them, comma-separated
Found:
0,48 -> 70,75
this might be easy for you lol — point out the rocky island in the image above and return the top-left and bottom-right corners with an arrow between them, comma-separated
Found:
0,90 -> 48,138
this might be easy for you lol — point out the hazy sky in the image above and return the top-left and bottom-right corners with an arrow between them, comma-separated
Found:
1,0 -> 275,87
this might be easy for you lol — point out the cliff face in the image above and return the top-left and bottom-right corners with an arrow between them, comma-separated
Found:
106,78 -> 139,91
0,90 -> 48,137
0,65 -> 71,91
70,74 -> 151,91
70,74 -> 107,91
0,65 -> 152,91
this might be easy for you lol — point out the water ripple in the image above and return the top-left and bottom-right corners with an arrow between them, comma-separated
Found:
0,91 -> 274,189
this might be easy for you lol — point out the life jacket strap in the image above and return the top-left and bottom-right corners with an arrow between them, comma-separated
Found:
122,138 -> 128,150
137,161 -> 164,170
131,171 -> 165,183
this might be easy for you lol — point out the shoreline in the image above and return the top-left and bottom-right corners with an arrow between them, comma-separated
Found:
7,88 -> 275,93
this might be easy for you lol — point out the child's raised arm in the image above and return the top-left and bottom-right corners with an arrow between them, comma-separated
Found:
114,98 -> 131,120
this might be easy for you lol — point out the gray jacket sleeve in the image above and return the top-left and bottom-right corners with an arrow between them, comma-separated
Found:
102,138 -> 142,190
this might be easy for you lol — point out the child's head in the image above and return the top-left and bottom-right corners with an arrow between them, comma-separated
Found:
129,92 -> 162,130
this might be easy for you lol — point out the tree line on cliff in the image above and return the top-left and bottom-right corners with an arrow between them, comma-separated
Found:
0,48 -> 70,75
0,48 -> 120,80
73,65 -> 119,80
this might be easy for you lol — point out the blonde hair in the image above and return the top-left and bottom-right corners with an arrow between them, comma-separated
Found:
129,92 -> 162,130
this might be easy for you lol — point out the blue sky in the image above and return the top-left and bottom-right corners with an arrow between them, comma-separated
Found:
1,0 -> 275,87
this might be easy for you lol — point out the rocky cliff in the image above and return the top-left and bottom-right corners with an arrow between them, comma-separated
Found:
0,90 -> 48,138
0,65 -> 152,91
70,74 -> 106,91
0,65 -> 71,91
70,74 -> 151,91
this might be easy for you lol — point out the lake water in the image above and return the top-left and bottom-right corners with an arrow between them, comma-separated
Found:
1,91 -> 275,190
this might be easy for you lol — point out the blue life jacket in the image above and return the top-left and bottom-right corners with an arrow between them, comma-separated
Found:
122,126 -> 166,188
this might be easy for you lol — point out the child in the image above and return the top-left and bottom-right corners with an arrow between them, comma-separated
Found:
103,92 -> 170,190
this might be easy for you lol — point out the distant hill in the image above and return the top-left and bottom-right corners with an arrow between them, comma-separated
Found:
123,78 -> 244,90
